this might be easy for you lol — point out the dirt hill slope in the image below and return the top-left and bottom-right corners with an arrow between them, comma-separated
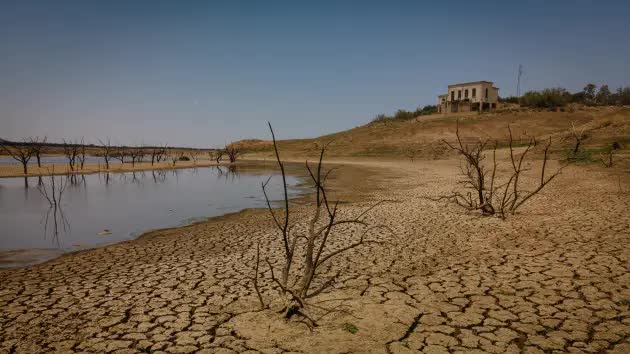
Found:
239,106 -> 630,160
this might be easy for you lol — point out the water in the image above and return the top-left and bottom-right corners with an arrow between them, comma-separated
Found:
0,155 -> 150,166
0,165 -> 303,267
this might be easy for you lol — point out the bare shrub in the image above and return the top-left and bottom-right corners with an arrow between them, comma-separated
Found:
253,123 -> 390,325
569,122 -> 588,155
434,122 -> 565,219
0,139 -> 35,174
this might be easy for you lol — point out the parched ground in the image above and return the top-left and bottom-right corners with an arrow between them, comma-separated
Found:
1,157 -> 629,353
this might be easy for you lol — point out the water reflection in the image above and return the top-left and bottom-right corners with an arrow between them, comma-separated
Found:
215,165 -> 241,181
37,175 -> 70,248
0,164 -> 302,267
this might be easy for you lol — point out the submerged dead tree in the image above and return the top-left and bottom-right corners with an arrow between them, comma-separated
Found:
434,122 -> 565,219
253,123 -> 390,325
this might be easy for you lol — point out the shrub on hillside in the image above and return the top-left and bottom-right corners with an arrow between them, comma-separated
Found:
499,96 -> 520,104
520,88 -> 571,109
370,104 -> 437,123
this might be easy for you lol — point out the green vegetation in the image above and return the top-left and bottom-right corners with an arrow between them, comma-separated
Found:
343,322 -> 359,334
520,83 -> 630,109
371,105 -> 437,123
520,88 -> 571,109
498,96 -> 520,104
565,144 -> 623,165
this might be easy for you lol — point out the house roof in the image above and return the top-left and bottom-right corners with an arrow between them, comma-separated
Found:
447,81 -> 494,88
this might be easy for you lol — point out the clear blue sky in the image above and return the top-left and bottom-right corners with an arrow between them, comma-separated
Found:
1,0 -> 629,147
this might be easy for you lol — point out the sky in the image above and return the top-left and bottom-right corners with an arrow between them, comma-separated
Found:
1,0 -> 629,147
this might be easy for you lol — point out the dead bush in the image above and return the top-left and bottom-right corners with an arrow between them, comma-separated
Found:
432,122 -> 565,219
252,123 -> 391,326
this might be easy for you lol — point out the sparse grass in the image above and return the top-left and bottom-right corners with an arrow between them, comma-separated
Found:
235,107 -> 630,160
343,322 -> 359,334
565,146 -> 613,164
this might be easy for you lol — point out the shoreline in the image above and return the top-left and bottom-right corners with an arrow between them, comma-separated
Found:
0,161 -> 315,269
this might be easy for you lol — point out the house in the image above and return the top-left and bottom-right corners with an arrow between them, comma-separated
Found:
437,81 -> 499,114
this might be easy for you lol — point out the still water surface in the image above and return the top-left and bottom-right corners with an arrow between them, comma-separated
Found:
0,155 -> 147,166
0,165 -> 302,267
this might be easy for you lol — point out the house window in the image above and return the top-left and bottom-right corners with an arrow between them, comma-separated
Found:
451,91 -> 455,101
485,88 -> 489,99
458,90 -> 462,99
472,88 -> 476,97
465,89 -> 469,98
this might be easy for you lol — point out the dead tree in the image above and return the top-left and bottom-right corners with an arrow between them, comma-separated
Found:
599,142 -> 620,168
225,144 -> 240,163
62,139 -> 80,172
77,138 -> 87,170
497,127 -> 565,218
170,149 -> 184,166
190,150 -> 201,165
98,138 -> 114,169
112,147 -> 127,164
0,140 -> 35,175
569,122 -> 588,155
129,147 -> 144,167
439,121 -> 495,215
213,149 -> 225,164
151,145 -> 167,165
28,136 -> 47,167
254,122 -> 390,324
434,123 -> 565,219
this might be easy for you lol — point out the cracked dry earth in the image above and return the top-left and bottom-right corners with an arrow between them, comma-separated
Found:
1,159 -> 629,353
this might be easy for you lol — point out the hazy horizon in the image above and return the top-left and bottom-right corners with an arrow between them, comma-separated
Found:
2,0 -> 629,147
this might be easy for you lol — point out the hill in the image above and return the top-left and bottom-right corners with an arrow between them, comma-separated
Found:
238,106 -> 630,160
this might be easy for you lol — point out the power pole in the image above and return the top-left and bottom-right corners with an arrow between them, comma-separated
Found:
516,64 -> 523,97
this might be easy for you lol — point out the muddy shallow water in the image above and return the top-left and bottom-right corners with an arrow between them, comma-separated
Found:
0,164 -> 302,267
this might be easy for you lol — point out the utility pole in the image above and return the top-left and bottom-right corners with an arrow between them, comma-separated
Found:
516,64 -> 523,97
